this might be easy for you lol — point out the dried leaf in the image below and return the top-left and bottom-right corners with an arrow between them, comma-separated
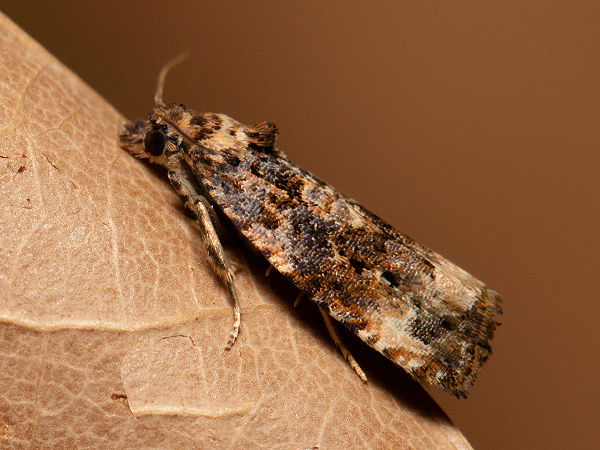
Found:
0,13 -> 473,450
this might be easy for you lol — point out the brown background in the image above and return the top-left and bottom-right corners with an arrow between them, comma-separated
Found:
1,1 -> 598,449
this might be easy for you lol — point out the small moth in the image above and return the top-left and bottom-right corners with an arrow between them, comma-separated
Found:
120,57 -> 501,397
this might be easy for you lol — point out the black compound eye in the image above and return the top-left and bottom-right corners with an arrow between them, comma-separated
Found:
143,128 -> 167,156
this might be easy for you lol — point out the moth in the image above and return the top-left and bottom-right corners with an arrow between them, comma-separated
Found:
120,58 -> 501,398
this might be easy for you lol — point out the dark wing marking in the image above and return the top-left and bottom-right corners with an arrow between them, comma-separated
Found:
193,146 -> 501,397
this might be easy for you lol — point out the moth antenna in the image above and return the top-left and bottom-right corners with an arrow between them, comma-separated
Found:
154,51 -> 190,106
157,113 -> 203,149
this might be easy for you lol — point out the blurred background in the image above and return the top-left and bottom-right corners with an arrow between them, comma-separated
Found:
1,2 -> 598,449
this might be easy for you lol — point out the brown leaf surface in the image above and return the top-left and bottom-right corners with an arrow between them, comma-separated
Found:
0,14 -> 474,450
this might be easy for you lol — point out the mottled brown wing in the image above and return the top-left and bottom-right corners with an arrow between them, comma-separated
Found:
193,145 -> 501,397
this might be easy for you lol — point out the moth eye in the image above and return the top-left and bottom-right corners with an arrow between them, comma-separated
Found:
143,128 -> 167,156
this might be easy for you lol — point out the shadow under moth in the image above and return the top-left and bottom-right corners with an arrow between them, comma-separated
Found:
120,57 -> 501,398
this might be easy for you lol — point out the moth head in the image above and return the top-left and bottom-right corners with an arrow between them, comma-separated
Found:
119,110 -> 186,169
119,53 -> 192,168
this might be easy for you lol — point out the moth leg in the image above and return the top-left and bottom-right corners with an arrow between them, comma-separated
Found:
168,170 -> 242,350
293,292 -> 305,307
318,308 -> 367,382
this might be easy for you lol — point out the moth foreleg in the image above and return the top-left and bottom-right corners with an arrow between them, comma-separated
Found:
168,170 -> 242,350
318,308 -> 367,382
